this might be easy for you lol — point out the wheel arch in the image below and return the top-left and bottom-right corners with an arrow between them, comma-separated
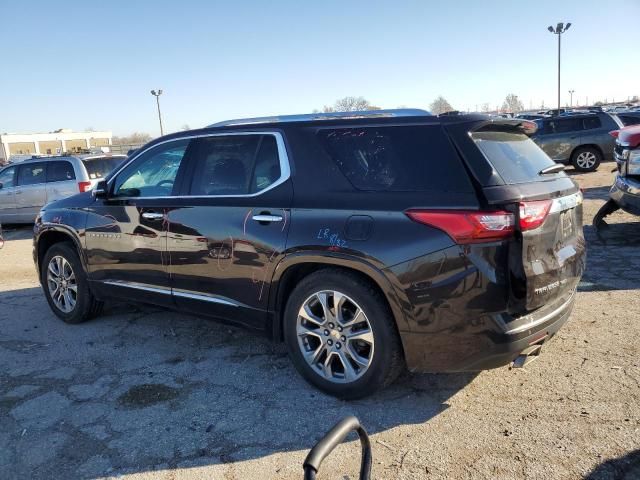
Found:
268,252 -> 411,343
36,225 -> 87,279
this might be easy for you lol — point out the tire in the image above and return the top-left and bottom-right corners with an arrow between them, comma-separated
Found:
283,269 -> 404,399
593,199 -> 620,230
41,242 -> 103,324
571,146 -> 602,172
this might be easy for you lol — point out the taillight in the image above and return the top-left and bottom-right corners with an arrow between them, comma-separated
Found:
405,210 -> 515,244
519,200 -> 552,230
78,181 -> 92,192
609,130 -> 620,138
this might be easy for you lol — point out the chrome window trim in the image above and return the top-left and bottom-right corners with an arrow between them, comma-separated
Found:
105,131 -> 291,200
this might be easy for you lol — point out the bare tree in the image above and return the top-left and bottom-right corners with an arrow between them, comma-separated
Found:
321,96 -> 381,112
112,132 -> 152,145
481,103 -> 491,113
501,94 -> 524,113
181,124 -> 191,131
429,96 -> 454,115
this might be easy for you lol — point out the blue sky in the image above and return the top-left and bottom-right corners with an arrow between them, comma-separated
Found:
1,0 -> 638,137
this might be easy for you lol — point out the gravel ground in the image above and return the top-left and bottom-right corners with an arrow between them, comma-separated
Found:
0,166 -> 638,480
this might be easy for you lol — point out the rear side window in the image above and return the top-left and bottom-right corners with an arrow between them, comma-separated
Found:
47,161 -> 76,182
17,163 -> 46,186
83,157 -> 126,179
583,117 -> 602,130
189,134 -> 281,196
317,126 -> 472,192
552,118 -> 583,133
471,130 -> 558,184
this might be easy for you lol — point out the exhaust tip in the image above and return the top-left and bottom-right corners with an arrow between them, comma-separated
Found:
512,343 -> 544,369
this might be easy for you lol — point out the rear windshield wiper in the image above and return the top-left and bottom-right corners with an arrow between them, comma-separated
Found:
539,164 -> 565,175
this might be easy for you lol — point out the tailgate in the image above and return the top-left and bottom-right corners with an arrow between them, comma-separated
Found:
519,192 -> 585,310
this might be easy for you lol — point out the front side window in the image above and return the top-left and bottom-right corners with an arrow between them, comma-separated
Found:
189,134 -> 281,196
47,161 -> 76,182
113,140 -> 189,197
18,163 -> 46,186
0,166 -> 16,189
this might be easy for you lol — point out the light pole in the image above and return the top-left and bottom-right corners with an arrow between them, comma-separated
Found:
547,22 -> 571,114
150,89 -> 164,136
568,89 -> 575,107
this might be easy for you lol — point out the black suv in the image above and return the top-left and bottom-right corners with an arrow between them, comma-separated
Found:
33,110 -> 585,398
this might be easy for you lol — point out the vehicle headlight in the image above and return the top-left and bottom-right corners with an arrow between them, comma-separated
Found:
627,150 -> 640,175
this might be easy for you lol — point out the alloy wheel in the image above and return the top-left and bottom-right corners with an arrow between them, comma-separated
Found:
576,151 -> 597,169
46,255 -> 77,313
296,290 -> 374,383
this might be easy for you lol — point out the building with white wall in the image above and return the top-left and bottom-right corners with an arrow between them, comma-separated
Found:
0,129 -> 112,162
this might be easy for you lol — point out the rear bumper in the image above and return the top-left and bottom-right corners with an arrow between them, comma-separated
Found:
400,292 -> 575,372
610,176 -> 640,216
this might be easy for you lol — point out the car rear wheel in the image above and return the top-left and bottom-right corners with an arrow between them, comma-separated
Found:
41,242 -> 103,324
283,269 -> 404,399
571,147 -> 601,172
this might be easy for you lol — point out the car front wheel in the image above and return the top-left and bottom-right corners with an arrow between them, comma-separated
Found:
283,269 -> 404,399
41,242 -> 103,324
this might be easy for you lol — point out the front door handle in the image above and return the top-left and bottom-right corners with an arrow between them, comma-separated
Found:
14,190 -> 22,195
142,212 -> 164,220
252,214 -> 283,223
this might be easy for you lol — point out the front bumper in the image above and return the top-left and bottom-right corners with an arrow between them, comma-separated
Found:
610,175 -> 640,216
400,292 -> 576,372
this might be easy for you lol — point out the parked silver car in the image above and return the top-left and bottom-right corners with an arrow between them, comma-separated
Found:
0,154 -> 126,224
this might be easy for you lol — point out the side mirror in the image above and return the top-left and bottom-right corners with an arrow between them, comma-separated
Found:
94,180 -> 108,199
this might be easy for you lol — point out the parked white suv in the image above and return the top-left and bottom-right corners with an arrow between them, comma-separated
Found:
0,154 -> 126,224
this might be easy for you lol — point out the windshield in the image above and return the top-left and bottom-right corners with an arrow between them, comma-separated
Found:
471,130 -> 562,184
82,157 -> 126,179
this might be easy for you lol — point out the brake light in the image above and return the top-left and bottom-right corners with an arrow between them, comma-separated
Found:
519,200 -> 552,230
405,210 -> 515,244
78,181 -> 92,192
609,130 -> 620,138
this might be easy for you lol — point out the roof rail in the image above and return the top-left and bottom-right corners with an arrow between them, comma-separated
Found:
208,108 -> 431,128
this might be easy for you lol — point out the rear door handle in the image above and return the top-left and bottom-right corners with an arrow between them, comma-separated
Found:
14,191 -> 22,195
252,214 -> 283,223
142,212 -> 164,220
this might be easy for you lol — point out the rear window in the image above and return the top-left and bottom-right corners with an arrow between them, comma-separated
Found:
471,131 -> 559,184
82,157 -> 125,179
317,126 -> 472,192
